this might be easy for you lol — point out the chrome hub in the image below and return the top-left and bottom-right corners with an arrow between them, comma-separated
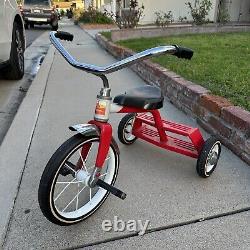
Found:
205,144 -> 220,173
75,170 -> 90,186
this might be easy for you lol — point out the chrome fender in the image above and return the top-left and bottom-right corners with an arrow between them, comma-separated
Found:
69,124 -> 120,155
69,124 -> 100,137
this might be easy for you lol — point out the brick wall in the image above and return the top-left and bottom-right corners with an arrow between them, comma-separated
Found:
111,25 -> 250,42
96,34 -> 250,165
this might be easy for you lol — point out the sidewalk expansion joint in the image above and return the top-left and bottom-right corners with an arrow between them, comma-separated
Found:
64,206 -> 250,250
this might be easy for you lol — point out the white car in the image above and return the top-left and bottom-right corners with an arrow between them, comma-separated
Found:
0,0 -> 26,80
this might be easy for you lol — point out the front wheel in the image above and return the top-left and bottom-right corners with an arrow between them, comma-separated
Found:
38,134 -> 119,225
196,137 -> 221,178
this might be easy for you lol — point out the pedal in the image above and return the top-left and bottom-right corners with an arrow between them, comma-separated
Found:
96,179 -> 127,200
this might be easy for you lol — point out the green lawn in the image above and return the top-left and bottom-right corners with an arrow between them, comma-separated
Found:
116,32 -> 250,111
101,31 -> 112,41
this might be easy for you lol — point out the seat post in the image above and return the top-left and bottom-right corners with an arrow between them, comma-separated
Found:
151,110 -> 167,142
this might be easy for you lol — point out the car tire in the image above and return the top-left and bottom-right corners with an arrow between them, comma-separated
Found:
24,23 -> 29,29
51,23 -> 58,31
2,22 -> 25,80
30,23 -> 34,28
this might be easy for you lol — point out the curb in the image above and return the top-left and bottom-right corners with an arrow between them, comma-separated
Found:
79,23 -> 117,30
0,45 -> 55,247
95,33 -> 250,165
0,32 -> 50,146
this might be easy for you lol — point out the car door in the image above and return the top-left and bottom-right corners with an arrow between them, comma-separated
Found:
0,0 -> 12,63
0,0 -> 7,62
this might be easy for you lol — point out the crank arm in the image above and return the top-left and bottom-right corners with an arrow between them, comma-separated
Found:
96,179 -> 127,200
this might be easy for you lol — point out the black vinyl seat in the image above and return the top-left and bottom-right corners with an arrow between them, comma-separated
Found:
113,85 -> 164,110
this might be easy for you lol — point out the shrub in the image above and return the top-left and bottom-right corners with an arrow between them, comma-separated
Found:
74,6 -> 113,24
155,11 -> 174,28
60,9 -> 65,16
105,0 -> 144,29
217,8 -> 230,24
73,8 -> 83,25
178,16 -> 188,23
186,0 -> 212,25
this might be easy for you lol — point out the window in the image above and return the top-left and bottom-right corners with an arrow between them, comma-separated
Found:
24,0 -> 50,5
123,0 -> 130,8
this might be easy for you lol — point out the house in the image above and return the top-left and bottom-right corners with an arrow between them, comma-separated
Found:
55,0 -> 84,12
83,0 -> 116,13
219,0 -> 250,22
55,1 -> 72,12
89,0 -> 250,24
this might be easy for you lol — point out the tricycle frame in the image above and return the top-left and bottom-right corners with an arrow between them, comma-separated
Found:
88,101 -> 205,172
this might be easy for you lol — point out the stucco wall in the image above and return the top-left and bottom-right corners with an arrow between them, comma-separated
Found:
223,0 -> 250,22
137,0 -> 218,24
240,0 -> 250,22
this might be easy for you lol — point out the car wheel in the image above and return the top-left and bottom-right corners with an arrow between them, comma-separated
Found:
51,23 -> 58,31
2,22 -> 25,80
24,23 -> 29,29
30,23 -> 34,28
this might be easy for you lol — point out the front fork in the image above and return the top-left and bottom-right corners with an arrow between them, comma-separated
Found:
77,87 -> 126,199
87,120 -> 112,187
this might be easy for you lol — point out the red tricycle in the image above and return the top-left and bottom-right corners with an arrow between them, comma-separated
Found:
38,31 -> 221,225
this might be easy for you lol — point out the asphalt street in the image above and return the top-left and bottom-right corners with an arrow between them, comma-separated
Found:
25,26 -> 48,48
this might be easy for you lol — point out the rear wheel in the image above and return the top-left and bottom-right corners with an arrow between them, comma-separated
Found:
196,137 -> 221,178
38,134 -> 119,225
118,113 -> 137,145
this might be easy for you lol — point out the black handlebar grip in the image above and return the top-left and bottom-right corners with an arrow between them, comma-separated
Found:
55,31 -> 74,41
173,45 -> 194,60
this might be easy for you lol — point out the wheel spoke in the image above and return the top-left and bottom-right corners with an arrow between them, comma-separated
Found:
88,164 -> 95,171
62,185 -> 86,212
76,183 -> 80,210
55,177 -> 77,201
89,188 -> 92,201
99,172 -> 108,178
64,162 -> 77,174
85,144 -> 93,162
87,156 -> 110,172
79,144 -> 93,173
56,181 -> 82,184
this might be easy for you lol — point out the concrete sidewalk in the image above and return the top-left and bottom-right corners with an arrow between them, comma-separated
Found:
1,23 -> 250,249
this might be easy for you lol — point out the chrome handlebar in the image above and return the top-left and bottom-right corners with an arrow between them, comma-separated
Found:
49,31 -> 178,75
